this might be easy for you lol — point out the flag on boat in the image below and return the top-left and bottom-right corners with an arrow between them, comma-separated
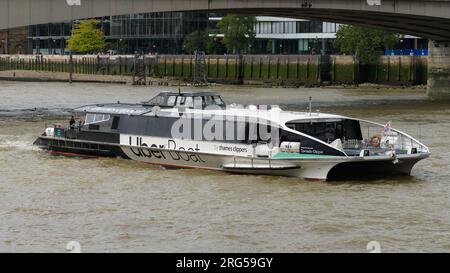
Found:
383,121 -> 392,134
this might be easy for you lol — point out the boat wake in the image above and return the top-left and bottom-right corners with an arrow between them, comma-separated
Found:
0,135 -> 37,152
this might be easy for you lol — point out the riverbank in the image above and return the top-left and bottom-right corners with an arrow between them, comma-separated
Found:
0,54 -> 428,86
0,70 -> 130,84
0,70 -> 428,95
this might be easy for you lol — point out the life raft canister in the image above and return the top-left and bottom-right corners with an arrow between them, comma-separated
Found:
369,135 -> 382,148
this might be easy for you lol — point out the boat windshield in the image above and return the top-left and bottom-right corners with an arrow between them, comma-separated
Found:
286,119 -> 363,143
85,113 -> 111,125
144,93 -> 225,108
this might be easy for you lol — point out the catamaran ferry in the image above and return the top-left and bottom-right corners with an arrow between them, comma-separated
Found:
33,91 -> 430,181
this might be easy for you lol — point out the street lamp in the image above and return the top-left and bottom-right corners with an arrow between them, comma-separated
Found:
117,38 -> 123,54
312,36 -> 319,55
53,39 -> 57,55
61,39 -> 65,55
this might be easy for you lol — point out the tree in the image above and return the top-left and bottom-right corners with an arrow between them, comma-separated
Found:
334,25 -> 399,63
183,30 -> 226,55
217,14 -> 256,54
206,36 -> 226,55
183,30 -> 209,54
67,19 -> 105,54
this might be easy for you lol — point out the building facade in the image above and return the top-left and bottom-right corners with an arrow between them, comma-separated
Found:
27,12 -> 209,55
225,16 -> 339,54
0,27 -> 29,54
109,12 -> 209,54
10,11 -> 429,55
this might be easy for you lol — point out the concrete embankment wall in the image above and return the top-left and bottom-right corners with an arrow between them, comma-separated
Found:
0,54 -> 428,86
330,55 -> 428,85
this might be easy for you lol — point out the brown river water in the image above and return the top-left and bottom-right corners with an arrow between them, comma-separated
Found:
0,81 -> 449,252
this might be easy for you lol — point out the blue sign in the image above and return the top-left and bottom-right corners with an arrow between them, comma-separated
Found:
385,49 -> 428,56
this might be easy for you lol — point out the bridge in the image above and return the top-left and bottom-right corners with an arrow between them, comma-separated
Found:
0,0 -> 449,99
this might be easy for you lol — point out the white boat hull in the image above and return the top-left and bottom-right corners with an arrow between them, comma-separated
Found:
34,136 -> 430,181
119,143 -> 430,181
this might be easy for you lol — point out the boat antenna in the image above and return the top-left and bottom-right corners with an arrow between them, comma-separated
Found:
309,96 -> 312,116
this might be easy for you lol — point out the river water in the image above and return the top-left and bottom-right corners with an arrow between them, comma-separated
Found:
0,81 -> 449,253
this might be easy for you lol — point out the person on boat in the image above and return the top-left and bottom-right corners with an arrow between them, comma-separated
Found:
70,116 -> 76,129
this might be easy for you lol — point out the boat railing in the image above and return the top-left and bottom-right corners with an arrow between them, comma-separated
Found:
43,122 -> 80,140
351,123 -> 429,154
231,147 -> 274,169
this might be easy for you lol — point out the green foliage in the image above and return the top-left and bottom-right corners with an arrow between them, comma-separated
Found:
217,14 -> 256,54
206,36 -> 226,55
183,30 -> 209,54
183,30 -> 226,54
67,19 -> 105,54
334,25 -> 399,63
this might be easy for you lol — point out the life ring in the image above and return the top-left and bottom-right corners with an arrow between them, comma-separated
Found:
369,135 -> 382,148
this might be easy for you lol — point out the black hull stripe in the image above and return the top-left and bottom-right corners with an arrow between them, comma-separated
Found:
34,137 -> 129,159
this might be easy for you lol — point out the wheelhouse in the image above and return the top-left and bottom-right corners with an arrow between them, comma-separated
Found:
142,92 -> 226,109
282,116 -> 429,157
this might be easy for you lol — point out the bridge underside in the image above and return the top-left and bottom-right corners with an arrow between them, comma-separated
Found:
1,0 -> 450,40
233,9 -> 450,41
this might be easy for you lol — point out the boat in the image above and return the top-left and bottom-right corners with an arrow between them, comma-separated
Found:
33,91 -> 431,181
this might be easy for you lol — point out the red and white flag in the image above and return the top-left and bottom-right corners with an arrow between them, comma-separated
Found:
383,121 -> 392,134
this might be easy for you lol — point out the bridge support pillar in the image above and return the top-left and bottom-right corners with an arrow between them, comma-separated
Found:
428,40 -> 450,100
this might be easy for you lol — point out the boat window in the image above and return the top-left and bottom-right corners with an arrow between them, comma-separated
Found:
147,94 -> 165,106
167,96 -> 177,107
325,123 -> 336,140
343,120 -> 363,140
111,116 -> 120,130
184,97 -> 194,108
314,123 -> 327,139
94,114 -> 104,123
85,113 -> 95,125
203,96 -> 213,105
176,96 -> 186,106
286,120 -> 362,142
280,129 -> 303,143
194,97 -> 203,108
85,114 -> 110,125
302,123 -> 315,136
287,124 -> 296,130
145,93 -> 224,108
213,96 -> 224,105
